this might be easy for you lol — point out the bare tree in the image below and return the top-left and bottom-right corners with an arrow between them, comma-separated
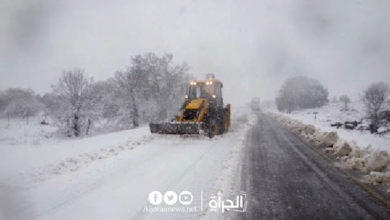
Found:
339,95 -> 350,110
362,82 -> 389,133
52,69 -> 94,137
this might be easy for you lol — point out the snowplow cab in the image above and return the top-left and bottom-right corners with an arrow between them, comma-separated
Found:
186,74 -> 224,108
149,74 -> 231,138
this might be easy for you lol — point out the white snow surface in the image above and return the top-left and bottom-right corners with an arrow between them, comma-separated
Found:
274,102 -> 390,153
0,110 -> 254,220
0,117 -> 58,147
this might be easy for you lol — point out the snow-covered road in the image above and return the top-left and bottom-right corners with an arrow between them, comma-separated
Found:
239,114 -> 390,219
3,112 -> 390,220
0,120 -> 251,220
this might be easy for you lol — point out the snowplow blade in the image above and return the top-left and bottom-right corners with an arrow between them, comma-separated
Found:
149,122 -> 202,134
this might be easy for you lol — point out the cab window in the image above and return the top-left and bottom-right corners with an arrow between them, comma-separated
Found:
188,84 -> 212,99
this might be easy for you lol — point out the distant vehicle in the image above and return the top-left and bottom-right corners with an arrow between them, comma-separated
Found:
149,74 -> 231,138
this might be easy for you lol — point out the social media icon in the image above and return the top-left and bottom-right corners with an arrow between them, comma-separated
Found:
148,191 -> 163,205
179,191 -> 193,205
163,191 -> 178,205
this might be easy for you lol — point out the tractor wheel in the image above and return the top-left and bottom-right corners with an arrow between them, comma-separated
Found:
207,119 -> 218,138
218,113 -> 225,134
223,109 -> 229,133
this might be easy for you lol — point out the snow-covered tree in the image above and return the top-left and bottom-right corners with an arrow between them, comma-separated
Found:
362,82 -> 389,132
114,70 -> 141,128
1,88 -> 43,124
91,79 -> 121,119
50,69 -> 96,137
276,76 -> 328,113
40,53 -> 190,134
115,53 -> 190,128
339,95 -> 351,110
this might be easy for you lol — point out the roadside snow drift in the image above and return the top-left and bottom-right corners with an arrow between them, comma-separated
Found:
271,113 -> 390,185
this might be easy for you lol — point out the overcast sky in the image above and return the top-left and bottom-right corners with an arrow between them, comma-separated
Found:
1,0 -> 389,105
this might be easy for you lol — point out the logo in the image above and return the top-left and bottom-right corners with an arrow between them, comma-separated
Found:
148,191 -> 163,205
145,190 -> 247,214
163,191 -> 178,205
208,191 -> 247,213
179,191 -> 193,205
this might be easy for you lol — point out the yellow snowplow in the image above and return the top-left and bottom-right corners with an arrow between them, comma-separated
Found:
149,74 -> 231,138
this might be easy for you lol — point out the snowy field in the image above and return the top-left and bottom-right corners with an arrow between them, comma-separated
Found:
0,109 -> 254,220
275,102 -> 390,153
0,117 -> 58,146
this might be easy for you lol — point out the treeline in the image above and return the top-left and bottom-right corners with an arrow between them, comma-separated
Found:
0,53 -> 191,136
0,88 -> 43,123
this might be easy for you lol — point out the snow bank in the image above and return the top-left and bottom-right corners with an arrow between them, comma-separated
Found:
0,126 -> 152,186
274,102 -> 390,152
272,113 -> 390,185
